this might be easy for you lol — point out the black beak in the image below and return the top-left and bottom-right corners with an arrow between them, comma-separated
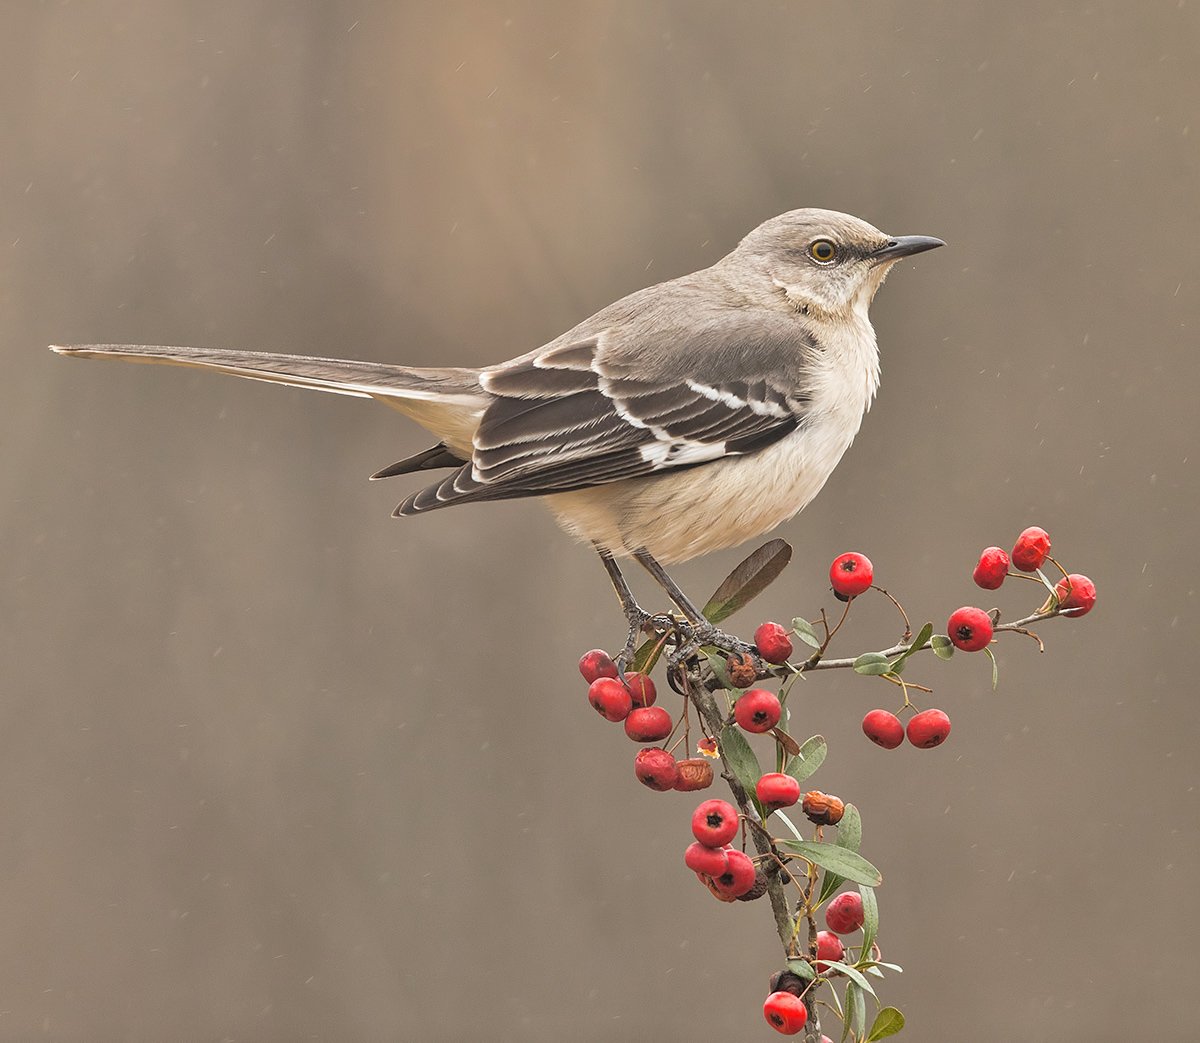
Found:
872,235 -> 946,262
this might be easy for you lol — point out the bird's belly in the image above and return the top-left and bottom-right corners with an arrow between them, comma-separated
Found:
547,419 -> 859,564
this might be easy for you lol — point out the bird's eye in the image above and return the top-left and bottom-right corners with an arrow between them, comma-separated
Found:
809,239 -> 838,264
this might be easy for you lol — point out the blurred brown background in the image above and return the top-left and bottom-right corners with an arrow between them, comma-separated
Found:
4,2 -> 1197,1040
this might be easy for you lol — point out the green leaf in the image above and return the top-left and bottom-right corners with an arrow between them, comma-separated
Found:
844,980 -> 866,1040
702,539 -> 792,625
784,841 -> 881,888
887,656 -> 906,676
791,616 -> 822,649
786,958 -> 815,982
630,635 -> 664,675
719,724 -> 762,803
785,735 -> 827,783
984,645 -> 999,690
930,634 -> 954,660
853,652 -> 892,676
818,803 -> 864,902
859,884 -> 879,958
866,1006 -> 906,1040
826,962 -> 877,998
707,654 -> 736,691
890,622 -> 933,670
774,810 -> 805,842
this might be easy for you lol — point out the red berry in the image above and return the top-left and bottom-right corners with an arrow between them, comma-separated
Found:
756,772 -> 801,811
587,677 -> 632,721
763,990 -> 809,1035
623,706 -> 673,742
947,606 -> 993,652
734,689 -> 782,733
623,671 -> 657,708
973,546 -> 1010,590
633,747 -> 678,790
691,798 -> 740,847
815,930 -> 844,970
907,708 -> 952,748
1012,526 -> 1051,572
1054,573 -> 1096,617
712,847 -> 757,897
684,841 -> 729,876
825,891 -> 865,935
861,708 -> 904,749
578,649 -> 618,684
754,621 -> 794,665
829,551 -> 874,598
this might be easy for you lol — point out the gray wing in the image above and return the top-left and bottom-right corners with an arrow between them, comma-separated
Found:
395,312 -> 814,515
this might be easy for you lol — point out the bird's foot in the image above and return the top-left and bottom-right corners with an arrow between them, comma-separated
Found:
616,609 -> 676,678
667,621 -> 758,668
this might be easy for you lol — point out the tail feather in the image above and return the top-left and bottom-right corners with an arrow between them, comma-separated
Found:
369,444 -> 467,480
50,344 -> 486,406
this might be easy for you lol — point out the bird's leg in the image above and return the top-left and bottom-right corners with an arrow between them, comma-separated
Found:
631,548 -> 756,659
595,546 -> 674,672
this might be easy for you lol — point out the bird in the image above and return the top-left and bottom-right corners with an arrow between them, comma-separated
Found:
52,208 -> 943,665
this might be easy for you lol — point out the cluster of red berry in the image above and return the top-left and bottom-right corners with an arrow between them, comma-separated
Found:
575,531 -> 1095,1039
763,890 -> 866,1035
581,650 -> 716,792
859,527 -> 1096,755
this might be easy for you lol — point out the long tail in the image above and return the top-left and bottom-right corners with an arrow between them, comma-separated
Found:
50,343 -> 485,405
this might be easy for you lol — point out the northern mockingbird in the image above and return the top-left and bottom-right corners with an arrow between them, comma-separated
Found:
53,208 -> 942,663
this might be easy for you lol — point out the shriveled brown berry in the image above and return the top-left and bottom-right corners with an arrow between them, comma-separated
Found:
767,969 -> 808,998
726,652 -> 759,688
802,790 -> 845,826
673,758 -> 715,792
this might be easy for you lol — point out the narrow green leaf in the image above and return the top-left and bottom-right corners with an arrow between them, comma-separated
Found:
890,622 -> 933,670
930,634 -> 954,661
707,654 -> 735,691
866,1006 -> 906,1041
826,962 -> 877,998
818,804 -> 864,902
783,840 -> 881,888
702,539 -> 792,625
838,803 -> 863,852
785,734 -> 827,783
887,657 -> 906,676
853,652 -> 892,676
984,645 -> 999,690
859,884 -> 879,958
1034,566 -> 1059,597
791,616 -> 822,649
719,724 -> 762,802
631,635 -> 664,675
786,958 -> 815,982
774,810 -> 805,842
844,980 -> 866,1040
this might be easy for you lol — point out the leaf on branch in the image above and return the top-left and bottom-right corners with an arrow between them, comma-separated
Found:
930,635 -> 954,661
771,727 -> 801,758
866,1006 -> 906,1041
784,840 -> 881,888
631,635 -> 664,675
859,883 -> 879,958
832,963 -> 877,998
853,652 -> 892,676
791,616 -> 822,649
817,803 -> 864,902
702,539 -> 792,625
899,622 -> 934,663
984,645 -> 999,690
786,958 -> 815,981
719,724 -> 762,804
785,735 -> 827,783
844,979 -> 867,1040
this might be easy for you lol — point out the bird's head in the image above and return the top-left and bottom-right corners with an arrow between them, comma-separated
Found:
730,208 -> 944,320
